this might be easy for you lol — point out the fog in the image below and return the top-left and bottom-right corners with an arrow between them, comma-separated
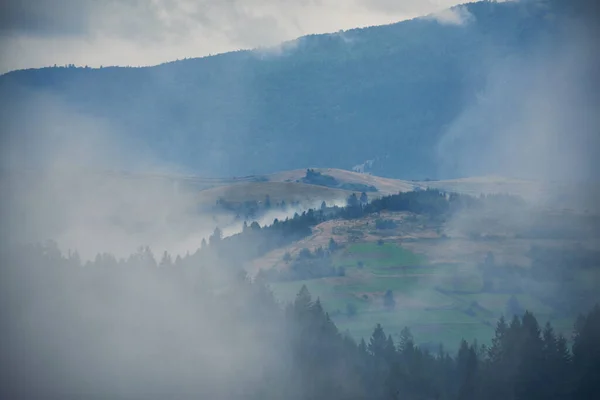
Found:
1,1 -> 599,399
0,85 -> 293,398
0,90 -> 350,261
437,2 -> 600,188
1,92 -> 207,259
0,84 -> 351,399
428,0 -> 600,337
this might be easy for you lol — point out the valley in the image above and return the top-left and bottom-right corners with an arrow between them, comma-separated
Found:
188,168 -> 600,350
2,0 -> 600,398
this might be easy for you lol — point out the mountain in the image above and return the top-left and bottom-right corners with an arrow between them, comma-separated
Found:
0,0 -> 595,180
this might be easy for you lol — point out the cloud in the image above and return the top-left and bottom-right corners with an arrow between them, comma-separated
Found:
0,0 -> 93,37
0,0 -> 467,73
0,0 -> 170,41
0,89 -> 220,260
435,4 -> 600,188
252,37 -> 303,58
428,5 -> 475,26
358,0 -> 464,14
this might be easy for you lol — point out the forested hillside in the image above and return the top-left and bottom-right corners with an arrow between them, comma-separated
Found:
2,187 -> 600,399
2,229 -> 599,399
0,0 -> 590,179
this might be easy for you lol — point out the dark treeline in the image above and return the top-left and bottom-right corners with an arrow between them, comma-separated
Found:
215,194 -> 302,221
257,242 -> 345,282
301,169 -> 378,192
211,189 -> 524,268
1,242 -> 599,399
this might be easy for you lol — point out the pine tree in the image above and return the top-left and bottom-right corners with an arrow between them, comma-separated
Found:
457,340 -> 478,400
358,338 -> 368,355
515,312 -> 545,400
328,238 -> 338,252
554,334 -> 573,399
543,322 -> 558,360
294,285 -> 313,312
572,305 -> 600,399
384,335 -> 397,364
314,246 -> 325,259
159,251 -> 172,267
250,221 -> 260,230
368,324 -> 387,359
347,193 -> 359,208
398,327 -> 414,354
209,227 -> 222,246
488,316 -> 508,365
360,192 -> 368,205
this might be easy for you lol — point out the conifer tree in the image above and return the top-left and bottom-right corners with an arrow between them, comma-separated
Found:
457,340 -> 478,400
368,324 -> 387,359
398,327 -> 414,355
294,285 -> 313,314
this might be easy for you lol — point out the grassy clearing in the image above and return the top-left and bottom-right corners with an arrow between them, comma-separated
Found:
265,233 -> 590,352
345,242 -> 426,263
267,243 -> 497,349
335,242 -> 428,273
336,276 -> 428,293
266,168 -> 415,196
197,181 -> 352,205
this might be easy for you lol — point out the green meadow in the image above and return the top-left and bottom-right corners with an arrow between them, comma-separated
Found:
268,242 -> 581,351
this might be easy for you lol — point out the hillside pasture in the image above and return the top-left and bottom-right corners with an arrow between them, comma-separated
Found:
254,200 -> 600,350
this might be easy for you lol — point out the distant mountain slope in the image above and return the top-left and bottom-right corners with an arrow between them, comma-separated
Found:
0,0 -> 590,179
267,168 -> 416,196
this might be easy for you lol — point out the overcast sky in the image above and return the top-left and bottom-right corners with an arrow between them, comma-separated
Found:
0,0 -> 469,74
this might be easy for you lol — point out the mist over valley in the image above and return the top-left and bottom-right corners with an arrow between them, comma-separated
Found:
1,1 -> 600,399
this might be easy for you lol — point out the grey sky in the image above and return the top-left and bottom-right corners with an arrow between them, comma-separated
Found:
0,0 -> 467,73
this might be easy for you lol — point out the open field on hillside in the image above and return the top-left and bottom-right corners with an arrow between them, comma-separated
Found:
268,241 -> 598,351
266,168 -> 417,196
257,210 -> 600,351
196,181 -> 354,206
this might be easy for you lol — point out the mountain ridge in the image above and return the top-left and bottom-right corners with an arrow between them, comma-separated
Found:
0,0 -> 591,180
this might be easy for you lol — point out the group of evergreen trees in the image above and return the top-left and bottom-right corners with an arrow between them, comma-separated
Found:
1,241 -> 599,399
208,189 -> 524,272
215,195 -> 301,220
302,169 -> 377,193
257,244 -> 345,282
2,189 -> 598,398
